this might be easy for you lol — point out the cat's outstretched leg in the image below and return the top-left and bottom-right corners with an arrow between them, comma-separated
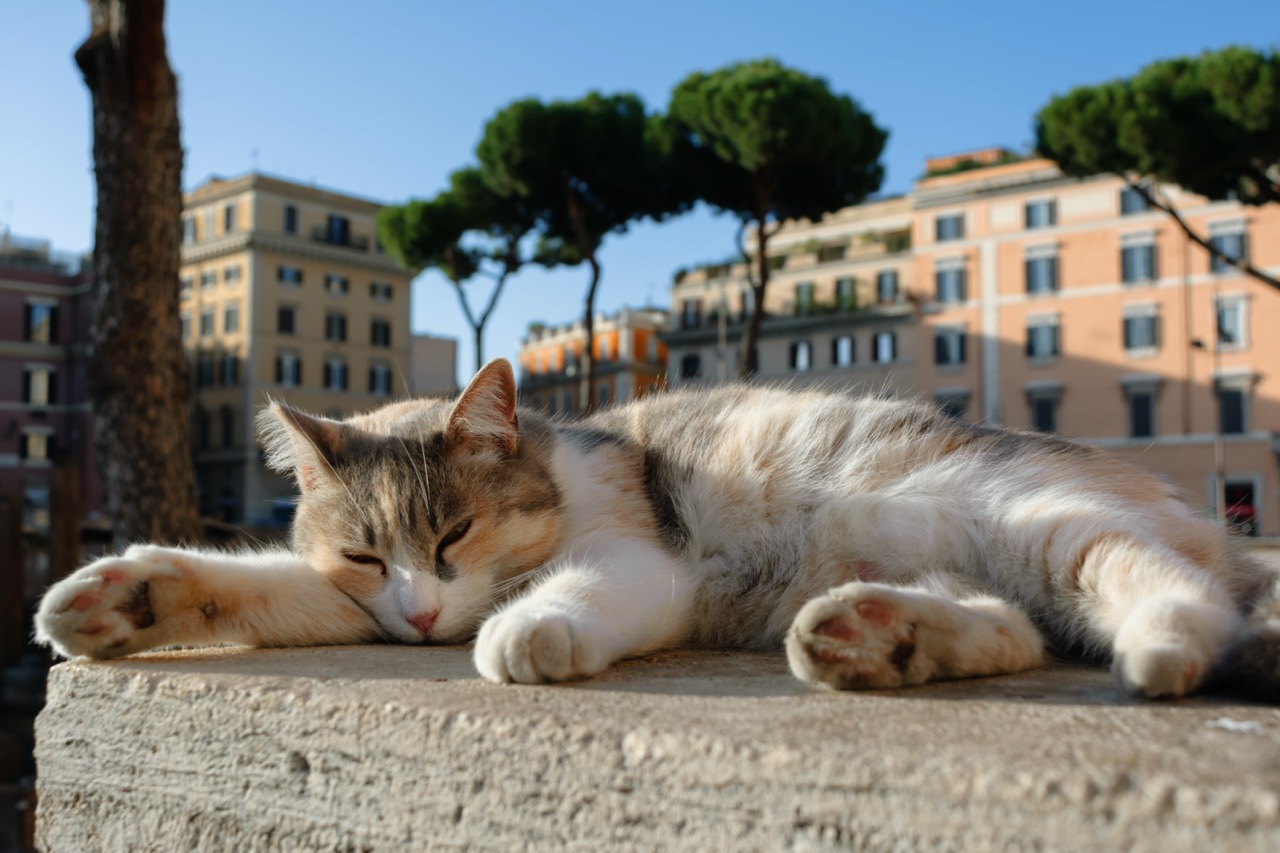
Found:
1072,535 -> 1242,699
36,545 -> 380,658
786,582 -> 1044,690
474,537 -> 695,684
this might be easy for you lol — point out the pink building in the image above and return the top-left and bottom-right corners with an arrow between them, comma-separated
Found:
0,233 -> 105,532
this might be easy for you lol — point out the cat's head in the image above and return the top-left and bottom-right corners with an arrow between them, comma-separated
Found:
257,359 -> 563,643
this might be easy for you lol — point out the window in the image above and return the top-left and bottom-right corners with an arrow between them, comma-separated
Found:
23,482 -> 50,531
935,214 -> 964,242
370,319 -> 392,347
219,354 -> 240,385
278,306 -> 296,335
835,277 -> 856,311
562,389 -> 575,415
220,406 -> 236,449
325,274 -> 349,296
23,366 -> 56,406
284,204 -> 298,235
200,309 -> 215,337
876,270 -> 899,304
1216,297 -> 1246,350
1121,242 -> 1156,284
276,352 -> 301,387
223,265 -> 241,284
370,281 -> 393,302
1026,318 -> 1060,360
789,340 -> 812,371
646,335 -> 659,362
182,217 -> 196,244
179,276 -> 193,299
195,407 -> 211,451
323,358 -> 348,391
180,312 -> 191,340
278,265 -> 303,285
195,355 -> 215,388
223,303 -> 240,334
1025,251 -> 1058,294
680,298 -> 702,329
204,209 -> 215,240
25,301 -> 58,344
1120,185 -> 1150,215
873,331 -> 896,364
1209,227 -> 1247,274
21,430 -> 52,463
680,354 -> 701,379
1127,387 -> 1156,439
935,391 -> 970,420
223,204 -> 238,233
1218,386 -> 1246,435
598,385 -> 610,408
1024,199 -> 1056,229
794,282 -> 814,316
1028,393 -> 1059,434
326,215 -> 350,245
832,335 -> 855,367
934,327 -> 966,366
935,264 -> 967,303
369,363 -> 392,395
1122,308 -> 1159,355
325,312 -> 347,342
817,245 -> 846,263
200,270 -> 217,290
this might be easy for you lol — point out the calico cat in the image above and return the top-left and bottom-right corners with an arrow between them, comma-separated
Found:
36,359 -> 1280,699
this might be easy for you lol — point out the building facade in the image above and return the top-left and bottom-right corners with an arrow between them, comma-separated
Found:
180,174 -> 413,524
518,308 -> 669,414
661,151 -> 1280,535
410,333 -> 459,398
0,232 -> 104,532
663,196 -> 916,394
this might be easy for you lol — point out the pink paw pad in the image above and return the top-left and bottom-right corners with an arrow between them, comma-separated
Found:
70,594 -> 99,613
855,600 -> 896,628
100,570 -> 128,586
76,622 -> 107,636
813,617 -> 862,643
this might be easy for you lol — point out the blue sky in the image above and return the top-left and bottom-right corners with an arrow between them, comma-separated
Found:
2,1 -> 1274,385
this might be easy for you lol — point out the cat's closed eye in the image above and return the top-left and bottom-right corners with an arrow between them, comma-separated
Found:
343,553 -> 387,577
437,520 -> 471,561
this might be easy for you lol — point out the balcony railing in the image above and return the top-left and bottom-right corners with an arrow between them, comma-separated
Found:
310,226 -> 370,252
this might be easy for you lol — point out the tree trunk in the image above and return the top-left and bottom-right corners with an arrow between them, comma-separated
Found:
579,256 -> 601,416
738,219 -> 771,379
76,0 -> 201,547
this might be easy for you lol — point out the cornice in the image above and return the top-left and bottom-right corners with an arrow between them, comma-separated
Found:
181,232 -> 408,275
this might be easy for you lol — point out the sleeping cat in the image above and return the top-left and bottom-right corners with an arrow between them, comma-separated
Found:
35,359 -> 1280,699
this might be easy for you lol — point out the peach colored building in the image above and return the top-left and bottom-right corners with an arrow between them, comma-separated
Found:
180,173 -> 413,524
518,308 -> 668,415
663,196 -> 916,393
912,151 -> 1280,535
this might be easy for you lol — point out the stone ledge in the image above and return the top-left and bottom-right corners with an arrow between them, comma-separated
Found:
35,647 -> 1280,851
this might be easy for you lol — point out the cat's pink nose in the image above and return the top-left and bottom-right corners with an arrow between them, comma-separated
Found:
407,610 -> 438,638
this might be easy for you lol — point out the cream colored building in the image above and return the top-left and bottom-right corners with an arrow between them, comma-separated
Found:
663,196 -> 915,393
410,333 -> 459,398
180,173 -> 412,524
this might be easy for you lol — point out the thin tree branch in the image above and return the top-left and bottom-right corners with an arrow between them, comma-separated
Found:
1125,179 -> 1280,291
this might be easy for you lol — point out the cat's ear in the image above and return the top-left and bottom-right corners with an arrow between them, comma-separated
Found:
257,403 -> 346,492
447,359 -> 519,458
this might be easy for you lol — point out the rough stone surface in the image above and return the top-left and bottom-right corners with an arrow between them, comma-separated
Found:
35,646 -> 1280,852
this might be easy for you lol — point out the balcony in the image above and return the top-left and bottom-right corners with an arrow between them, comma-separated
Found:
310,226 -> 370,252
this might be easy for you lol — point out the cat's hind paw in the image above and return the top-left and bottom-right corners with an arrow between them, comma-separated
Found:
36,546 -> 190,659
786,584 -> 921,690
473,604 -> 608,684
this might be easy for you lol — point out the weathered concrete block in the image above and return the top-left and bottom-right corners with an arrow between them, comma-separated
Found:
35,647 -> 1280,851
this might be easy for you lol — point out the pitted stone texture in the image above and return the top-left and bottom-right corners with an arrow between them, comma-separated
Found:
35,646 -> 1280,852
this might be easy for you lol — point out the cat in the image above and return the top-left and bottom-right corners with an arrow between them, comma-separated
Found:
35,359 -> 1280,700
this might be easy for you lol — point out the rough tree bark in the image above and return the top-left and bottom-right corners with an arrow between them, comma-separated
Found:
75,0 -> 201,547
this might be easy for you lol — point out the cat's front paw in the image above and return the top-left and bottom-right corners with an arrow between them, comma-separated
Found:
473,603 -> 608,684
36,546 -> 193,659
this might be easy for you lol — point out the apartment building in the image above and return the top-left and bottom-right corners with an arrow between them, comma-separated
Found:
180,174 -> 413,524
0,232 -> 104,531
663,196 -> 915,393
518,308 -> 669,414
912,151 -> 1280,535
661,150 -> 1280,534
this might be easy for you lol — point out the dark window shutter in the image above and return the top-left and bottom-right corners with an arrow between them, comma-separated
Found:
22,370 -> 31,403
958,333 -> 967,363
1049,257 -> 1058,291
323,362 -> 332,388
1025,330 -> 1035,357
1051,326 -> 1060,356
23,306 -> 32,341
934,334 -> 946,364
19,435 -> 27,459
1123,318 -> 1133,349
275,357 -> 283,383
50,306 -> 60,344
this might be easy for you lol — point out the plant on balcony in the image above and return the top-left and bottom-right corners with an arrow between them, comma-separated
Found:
665,58 -> 887,378
1036,45 -> 1280,289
